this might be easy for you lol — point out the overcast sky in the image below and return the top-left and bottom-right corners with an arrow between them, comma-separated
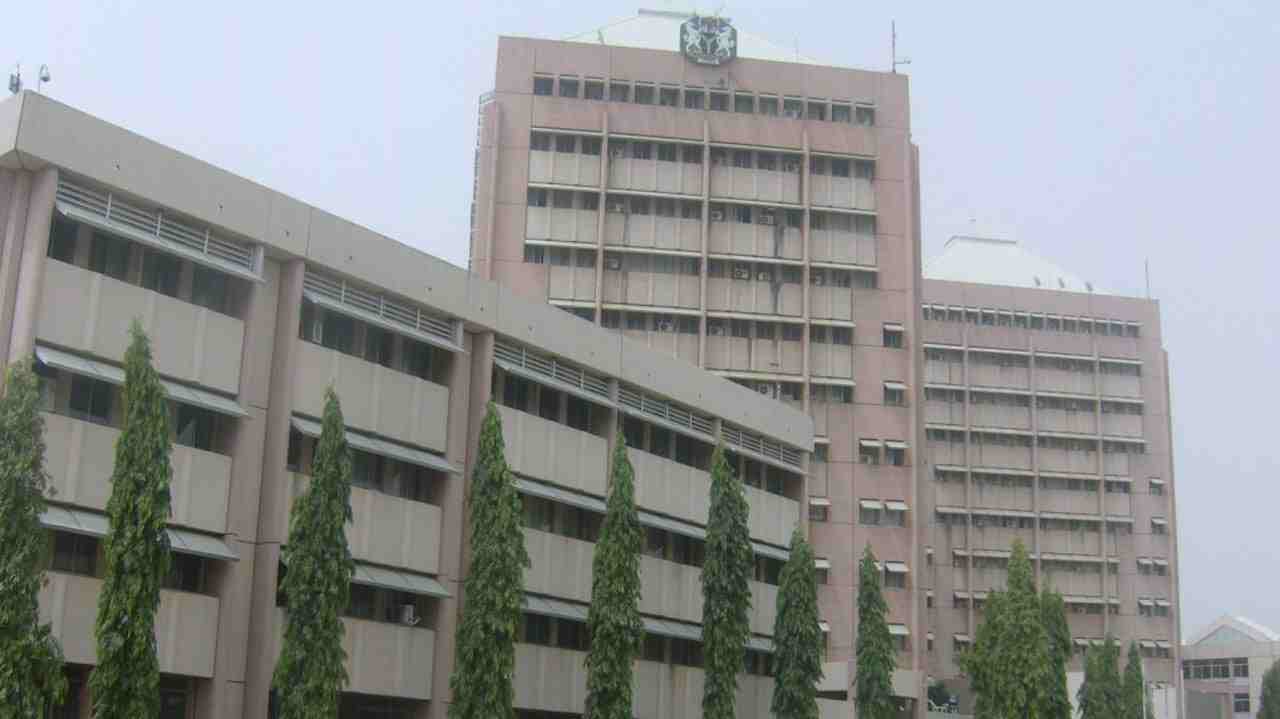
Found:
11,0 -> 1278,636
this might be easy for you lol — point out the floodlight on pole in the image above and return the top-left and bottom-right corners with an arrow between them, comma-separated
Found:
37,64 -> 51,93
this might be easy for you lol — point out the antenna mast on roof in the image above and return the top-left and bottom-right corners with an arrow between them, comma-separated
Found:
1145,258 -> 1151,299
892,21 -> 911,73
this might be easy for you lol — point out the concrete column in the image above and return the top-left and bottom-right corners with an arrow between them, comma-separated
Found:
7,167 -> 57,364
195,258 -> 283,719
426,329 -> 485,719
0,169 -> 31,368
593,114 -> 609,324
243,258 -> 306,719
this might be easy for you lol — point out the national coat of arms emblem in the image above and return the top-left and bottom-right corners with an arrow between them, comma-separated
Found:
680,15 -> 737,66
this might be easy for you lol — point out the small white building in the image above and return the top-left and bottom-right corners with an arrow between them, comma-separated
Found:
1182,615 -> 1280,718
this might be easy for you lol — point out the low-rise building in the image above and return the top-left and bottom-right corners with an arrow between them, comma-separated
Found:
1182,616 -> 1280,719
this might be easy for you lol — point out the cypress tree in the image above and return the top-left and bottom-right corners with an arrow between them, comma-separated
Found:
1078,636 -> 1123,719
272,387 -> 356,719
0,361 -> 68,715
90,321 -> 173,719
770,528 -> 821,719
448,402 -> 529,719
959,539 -> 1050,718
854,546 -> 896,719
583,432 -> 643,719
1122,641 -> 1145,719
1041,589 -> 1073,719
700,444 -> 752,719
1259,659 -> 1280,719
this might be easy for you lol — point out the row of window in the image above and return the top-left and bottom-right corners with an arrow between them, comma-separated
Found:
49,216 -> 243,318
299,301 -> 446,384
285,430 -> 444,505
937,512 -> 1166,535
49,531 -> 211,594
857,442 -> 909,466
925,388 -> 1144,415
532,74 -> 877,126
1183,658 -> 1251,679
950,553 -> 1170,578
922,304 -> 1141,338
525,244 -> 879,286
51,670 -> 193,719
275,563 -> 435,629
927,428 -> 1148,452
936,470 -> 1165,496
37,367 -> 231,454
926,348 -> 1144,377
518,611 -> 785,672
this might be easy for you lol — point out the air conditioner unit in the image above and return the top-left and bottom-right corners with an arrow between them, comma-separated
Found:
610,147 -> 626,159
812,275 -> 825,286
757,272 -> 772,281
609,202 -> 627,214
757,384 -> 773,396
759,214 -> 776,225
605,257 -> 622,270
710,210 -> 725,221
399,604 -> 420,626
708,325 -> 725,336
783,161 -> 800,172
733,268 -> 751,280
656,320 -> 673,332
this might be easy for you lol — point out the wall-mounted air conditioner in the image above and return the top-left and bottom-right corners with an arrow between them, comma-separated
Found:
606,257 -> 622,270
783,161 -> 800,172
759,214 -> 776,225
710,210 -> 724,221
400,604 -> 420,626
610,147 -> 626,159
733,268 -> 751,280
656,320 -> 673,332
708,325 -> 725,336
757,272 -> 772,281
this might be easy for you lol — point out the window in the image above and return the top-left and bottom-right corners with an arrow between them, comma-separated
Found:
351,450 -> 385,491
555,135 -> 576,153
734,93 -> 754,113
1233,658 -> 1249,678
884,385 -> 906,406
807,101 -> 827,121
659,86 -> 679,106
158,678 -> 192,719
657,143 -> 677,162
192,265 -> 231,314
831,104 -> 851,123
886,445 -> 906,466
532,76 -> 553,95
884,571 -> 906,590
559,77 -> 579,98
523,245 -> 545,264
684,88 -> 704,109
48,216 -> 79,262
530,133 -> 552,152
581,137 -> 601,156
810,156 -> 827,176
883,325 -> 903,348
609,81 -> 629,102
733,150 -> 753,169
89,231 -> 131,281
782,324 -> 803,341
634,84 -> 654,104
69,375 -> 113,424
856,106 -> 876,126
759,96 -> 779,116
757,153 -> 777,171
521,613 -> 551,644
830,158 -> 850,177
643,634 -> 666,662
735,205 -> 752,223
1234,694 -> 1250,714
51,532 -> 98,576
809,503 -> 828,522
583,79 -> 603,100
175,404 -> 220,452
859,503 -> 881,525
164,553 -> 207,593
709,91 -> 728,111
783,98 -> 803,119
859,443 -> 880,465
140,250 -> 182,297
831,327 -> 853,345
815,566 -> 829,585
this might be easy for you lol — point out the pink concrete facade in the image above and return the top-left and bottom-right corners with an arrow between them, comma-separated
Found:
474,34 -> 927,713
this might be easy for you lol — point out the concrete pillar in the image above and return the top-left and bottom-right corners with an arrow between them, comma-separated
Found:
243,258 -> 306,719
0,170 -> 33,367
7,166 -> 57,364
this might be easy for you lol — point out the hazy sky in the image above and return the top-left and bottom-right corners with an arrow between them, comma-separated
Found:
12,1 -> 1278,636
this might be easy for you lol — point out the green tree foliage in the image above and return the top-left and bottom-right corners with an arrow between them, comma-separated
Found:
0,361 -> 67,715
583,433 -> 643,719
770,529 -> 822,719
90,321 -> 173,719
449,402 -> 530,719
1259,659 -> 1280,719
272,387 -> 356,719
700,444 -> 752,719
1078,637 -> 1123,719
959,539 -> 1050,718
855,546 -> 897,719
1040,589 -> 1073,719
927,681 -> 953,709
1122,641 -> 1145,719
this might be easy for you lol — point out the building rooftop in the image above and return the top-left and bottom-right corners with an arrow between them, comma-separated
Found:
563,8 -> 820,65
1185,615 -> 1280,647
924,235 -> 1105,294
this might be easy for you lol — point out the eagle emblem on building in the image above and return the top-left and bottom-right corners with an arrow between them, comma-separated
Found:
680,15 -> 737,66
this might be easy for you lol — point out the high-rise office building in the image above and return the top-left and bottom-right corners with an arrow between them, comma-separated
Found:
921,236 -> 1182,709
471,9 -> 928,710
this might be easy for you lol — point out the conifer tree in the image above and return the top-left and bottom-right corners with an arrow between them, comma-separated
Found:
855,546 -> 896,719
272,387 -> 356,719
700,444 -> 752,719
583,433 -> 643,719
90,321 -> 173,719
959,539 -> 1050,718
448,402 -> 530,719
770,528 -> 821,719
1078,636 -> 1123,719
1041,588 -> 1073,719
1122,641 -> 1145,719
1259,658 -> 1280,719
0,361 -> 67,715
